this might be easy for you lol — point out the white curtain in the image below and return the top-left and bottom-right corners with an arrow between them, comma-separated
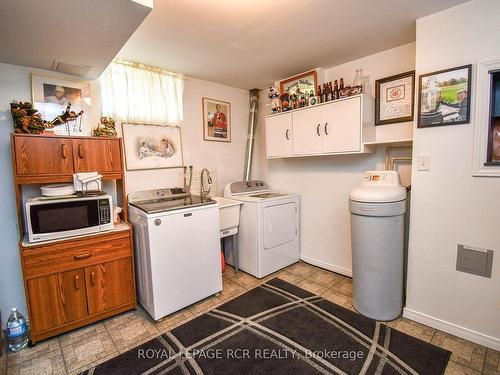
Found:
100,59 -> 184,126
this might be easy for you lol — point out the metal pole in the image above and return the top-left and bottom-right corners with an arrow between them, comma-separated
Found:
243,89 -> 259,181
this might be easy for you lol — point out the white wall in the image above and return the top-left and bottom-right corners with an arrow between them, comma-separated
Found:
405,0 -> 500,349
254,42 -> 415,275
123,78 -> 249,195
0,62 -> 249,327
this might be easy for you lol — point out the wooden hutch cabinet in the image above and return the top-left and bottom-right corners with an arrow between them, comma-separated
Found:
10,134 -> 136,344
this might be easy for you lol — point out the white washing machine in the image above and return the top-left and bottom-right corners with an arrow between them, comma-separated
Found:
128,188 -> 222,321
224,180 -> 300,278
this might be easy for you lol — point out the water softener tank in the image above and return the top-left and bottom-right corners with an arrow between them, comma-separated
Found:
349,171 -> 407,321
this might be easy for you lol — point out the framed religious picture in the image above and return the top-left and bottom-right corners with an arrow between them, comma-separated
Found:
121,123 -> 184,170
202,97 -> 231,142
375,71 -> 415,125
418,64 -> 472,128
31,73 -> 92,135
279,70 -> 317,98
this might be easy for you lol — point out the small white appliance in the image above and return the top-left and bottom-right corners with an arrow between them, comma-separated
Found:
349,170 -> 407,320
128,187 -> 222,320
25,194 -> 113,243
224,180 -> 300,278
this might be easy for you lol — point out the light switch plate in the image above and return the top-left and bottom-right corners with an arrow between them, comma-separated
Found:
456,245 -> 493,278
417,154 -> 430,171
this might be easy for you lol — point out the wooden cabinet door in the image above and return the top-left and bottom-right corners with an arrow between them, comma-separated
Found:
85,258 -> 134,315
27,269 -> 87,332
292,107 -> 324,155
265,113 -> 293,158
322,97 -> 361,153
72,139 -> 122,173
14,136 -> 74,175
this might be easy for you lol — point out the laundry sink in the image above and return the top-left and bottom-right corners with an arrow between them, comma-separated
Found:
212,196 -> 243,237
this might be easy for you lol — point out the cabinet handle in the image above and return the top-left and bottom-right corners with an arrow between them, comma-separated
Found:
90,271 -> 96,286
324,122 -> 329,135
316,124 -> 321,136
61,144 -> 67,159
74,275 -> 80,289
74,253 -> 91,260
78,144 -> 84,159
285,129 -> 290,140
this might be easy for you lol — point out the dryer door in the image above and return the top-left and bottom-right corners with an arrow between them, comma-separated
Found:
263,202 -> 297,249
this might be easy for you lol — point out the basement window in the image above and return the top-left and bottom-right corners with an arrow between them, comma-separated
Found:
485,70 -> 500,165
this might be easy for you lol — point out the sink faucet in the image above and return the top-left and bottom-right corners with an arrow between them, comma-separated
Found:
200,168 -> 212,197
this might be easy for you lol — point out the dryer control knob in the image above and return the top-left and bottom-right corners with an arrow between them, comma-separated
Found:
246,182 -> 252,187
154,219 -> 161,226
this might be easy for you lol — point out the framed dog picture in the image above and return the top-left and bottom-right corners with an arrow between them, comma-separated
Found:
418,64 -> 472,128
375,71 -> 415,125
202,98 -> 231,142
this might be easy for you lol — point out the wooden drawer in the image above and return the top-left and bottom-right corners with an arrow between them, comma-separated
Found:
23,232 -> 132,278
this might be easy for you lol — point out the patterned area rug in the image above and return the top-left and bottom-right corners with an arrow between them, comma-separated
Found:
80,278 -> 451,374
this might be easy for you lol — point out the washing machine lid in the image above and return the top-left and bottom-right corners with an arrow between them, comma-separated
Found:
349,171 -> 407,203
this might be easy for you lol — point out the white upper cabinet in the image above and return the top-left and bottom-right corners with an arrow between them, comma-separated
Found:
264,94 -> 374,159
265,112 -> 293,157
292,105 -> 326,155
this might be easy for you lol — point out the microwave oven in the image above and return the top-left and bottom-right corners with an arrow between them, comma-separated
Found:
25,194 -> 114,243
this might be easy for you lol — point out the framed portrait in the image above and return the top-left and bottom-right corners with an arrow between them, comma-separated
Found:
418,64 -> 472,128
279,70 -> 317,98
375,71 -> 415,125
31,74 -> 92,136
202,98 -> 231,142
122,123 -> 184,171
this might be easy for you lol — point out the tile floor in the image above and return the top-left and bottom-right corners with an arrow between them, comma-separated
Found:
6,261 -> 500,375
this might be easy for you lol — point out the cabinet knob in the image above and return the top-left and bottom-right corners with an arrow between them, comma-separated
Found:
285,129 -> 290,140
324,122 -> 329,135
90,271 -> 96,286
74,275 -> 80,289
78,144 -> 84,159
316,124 -> 321,136
61,144 -> 68,159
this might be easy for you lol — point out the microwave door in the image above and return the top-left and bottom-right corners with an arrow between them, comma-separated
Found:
29,199 -> 100,242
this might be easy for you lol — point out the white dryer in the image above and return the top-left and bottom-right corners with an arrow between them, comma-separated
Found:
224,180 -> 300,278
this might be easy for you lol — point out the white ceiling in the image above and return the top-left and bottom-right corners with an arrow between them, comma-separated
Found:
0,0 -> 151,79
118,0 -> 468,89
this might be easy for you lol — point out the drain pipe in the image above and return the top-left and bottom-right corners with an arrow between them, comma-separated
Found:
243,89 -> 259,181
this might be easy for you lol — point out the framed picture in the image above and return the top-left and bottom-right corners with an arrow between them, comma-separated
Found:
31,73 -> 92,136
418,64 -> 472,128
279,70 -> 317,98
202,98 -> 231,142
122,123 -> 184,171
375,71 -> 415,125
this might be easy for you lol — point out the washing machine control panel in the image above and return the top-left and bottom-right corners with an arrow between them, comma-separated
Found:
362,171 -> 400,186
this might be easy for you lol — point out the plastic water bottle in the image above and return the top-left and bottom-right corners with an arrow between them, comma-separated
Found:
6,308 -> 28,352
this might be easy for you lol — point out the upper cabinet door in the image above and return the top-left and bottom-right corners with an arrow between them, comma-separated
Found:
292,107 -> 324,155
322,97 -> 361,153
14,136 -> 74,175
265,113 -> 294,158
72,139 -> 122,173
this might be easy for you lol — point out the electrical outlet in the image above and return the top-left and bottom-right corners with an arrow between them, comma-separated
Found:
417,154 -> 430,171
456,245 -> 493,278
